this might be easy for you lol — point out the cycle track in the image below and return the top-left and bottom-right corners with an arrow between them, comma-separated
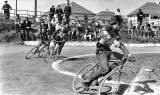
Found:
52,52 -> 160,95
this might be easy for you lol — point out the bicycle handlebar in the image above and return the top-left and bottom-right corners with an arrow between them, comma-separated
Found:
49,38 -> 66,43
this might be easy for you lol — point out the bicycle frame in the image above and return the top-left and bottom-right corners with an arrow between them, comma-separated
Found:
84,57 -> 127,84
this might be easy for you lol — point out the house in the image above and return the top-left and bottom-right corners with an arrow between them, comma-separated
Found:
95,9 -> 115,24
128,2 -> 160,26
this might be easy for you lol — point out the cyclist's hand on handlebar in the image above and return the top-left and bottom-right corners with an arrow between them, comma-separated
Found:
113,40 -> 120,48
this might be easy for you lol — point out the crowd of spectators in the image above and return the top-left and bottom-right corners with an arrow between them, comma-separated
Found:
1,1 -> 160,42
128,9 -> 159,38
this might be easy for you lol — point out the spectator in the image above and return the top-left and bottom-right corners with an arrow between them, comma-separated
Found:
84,26 -> 92,41
76,20 -> 83,41
128,21 -> 134,36
64,3 -> 71,24
15,14 -> 23,42
137,9 -> 144,30
49,5 -> 55,20
116,8 -> 121,16
2,0 -> 12,20
56,5 -> 63,24
151,22 -> 158,36
22,17 -> 32,41
49,17 -> 56,36
55,21 -> 63,32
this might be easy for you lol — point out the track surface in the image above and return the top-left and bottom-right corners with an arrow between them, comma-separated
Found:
1,43 -> 160,95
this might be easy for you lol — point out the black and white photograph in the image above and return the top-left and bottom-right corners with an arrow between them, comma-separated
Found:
0,0 -> 160,95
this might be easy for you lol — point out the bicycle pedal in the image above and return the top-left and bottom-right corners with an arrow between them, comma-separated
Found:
82,75 -> 87,80
107,76 -> 112,81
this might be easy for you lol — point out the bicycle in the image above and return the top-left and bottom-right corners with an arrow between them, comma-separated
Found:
25,40 -> 51,59
44,39 -> 66,62
72,55 -> 136,95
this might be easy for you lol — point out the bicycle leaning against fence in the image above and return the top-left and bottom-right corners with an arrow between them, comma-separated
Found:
72,53 -> 136,95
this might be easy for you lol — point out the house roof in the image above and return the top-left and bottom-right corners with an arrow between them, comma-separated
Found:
59,2 -> 96,15
43,2 -> 95,16
95,9 -> 115,20
128,2 -> 160,17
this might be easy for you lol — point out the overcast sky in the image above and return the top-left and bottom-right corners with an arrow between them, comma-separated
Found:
0,0 -> 160,15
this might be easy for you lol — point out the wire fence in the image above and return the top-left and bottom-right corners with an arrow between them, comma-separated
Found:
9,9 -> 48,18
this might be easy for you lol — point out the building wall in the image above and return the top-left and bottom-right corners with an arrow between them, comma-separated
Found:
128,14 -> 160,26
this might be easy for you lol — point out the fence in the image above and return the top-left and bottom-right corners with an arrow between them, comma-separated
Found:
9,9 -> 48,18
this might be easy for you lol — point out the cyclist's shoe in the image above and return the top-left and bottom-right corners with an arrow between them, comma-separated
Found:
107,76 -> 112,81
128,54 -> 136,62
92,79 -> 99,86
81,78 -> 91,91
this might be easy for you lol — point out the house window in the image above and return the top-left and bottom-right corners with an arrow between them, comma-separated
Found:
151,16 -> 158,19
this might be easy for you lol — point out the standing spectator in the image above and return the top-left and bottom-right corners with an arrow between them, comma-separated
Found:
49,5 -> 55,20
2,0 -> 12,20
22,17 -> 32,41
116,8 -> 121,16
64,3 -> 71,24
137,9 -> 144,30
56,5 -> 63,24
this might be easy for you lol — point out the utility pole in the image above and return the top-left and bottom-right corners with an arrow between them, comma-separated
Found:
16,0 -> 17,16
34,0 -> 37,17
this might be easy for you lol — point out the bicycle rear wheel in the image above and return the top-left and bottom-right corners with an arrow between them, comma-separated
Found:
72,64 -> 94,93
25,46 -> 38,59
98,66 -> 132,95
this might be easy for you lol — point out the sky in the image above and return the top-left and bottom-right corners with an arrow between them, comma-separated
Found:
0,0 -> 160,15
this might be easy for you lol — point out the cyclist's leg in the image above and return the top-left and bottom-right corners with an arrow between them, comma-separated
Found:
53,43 -> 60,55
82,51 -> 111,89
57,42 -> 65,55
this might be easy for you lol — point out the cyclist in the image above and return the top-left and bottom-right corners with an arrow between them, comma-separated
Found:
53,25 -> 67,55
81,15 -> 134,90
38,19 -> 50,47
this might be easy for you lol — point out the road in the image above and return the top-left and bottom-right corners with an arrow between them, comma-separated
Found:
0,43 -> 160,95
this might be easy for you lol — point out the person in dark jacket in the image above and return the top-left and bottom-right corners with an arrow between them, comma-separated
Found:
49,5 -> 55,20
22,17 -> 32,41
81,15 -> 135,90
2,0 -> 12,19
56,5 -> 63,24
64,3 -> 71,24
137,9 -> 144,30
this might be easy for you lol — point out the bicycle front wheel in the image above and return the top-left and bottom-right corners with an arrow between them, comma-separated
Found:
44,46 -> 54,62
72,64 -> 94,93
25,46 -> 39,59
98,67 -> 132,95
38,45 -> 48,57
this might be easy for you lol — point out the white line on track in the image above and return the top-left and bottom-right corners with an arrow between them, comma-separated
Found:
52,53 -> 160,95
